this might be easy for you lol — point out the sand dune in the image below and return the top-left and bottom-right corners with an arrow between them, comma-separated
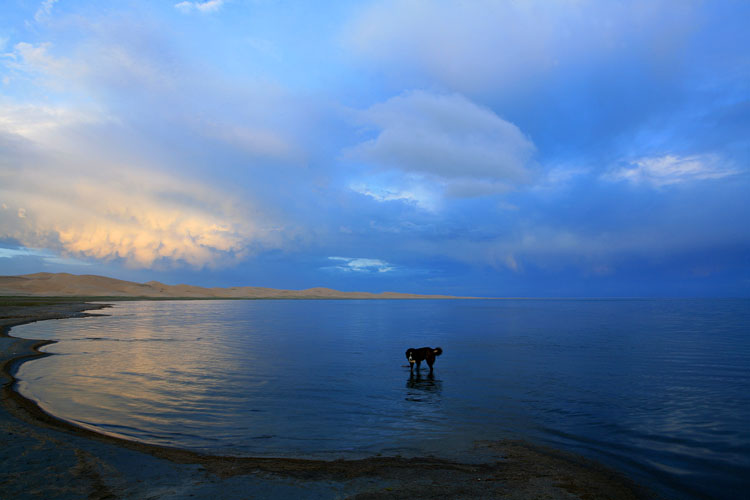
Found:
0,273 -> 455,299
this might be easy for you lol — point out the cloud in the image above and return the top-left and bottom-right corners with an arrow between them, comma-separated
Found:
347,90 -> 536,198
0,163 -> 272,269
8,42 -> 79,83
349,181 -> 438,211
201,121 -> 301,161
5,34 -> 308,165
0,102 -> 108,143
411,225 -> 695,275
34,0 -> 58,23
604,154 -> 739,187
0,104 -> 281,269
7,39 -> 172,95
175,0 -> 226,14
327,257 -> 394,273
344,0 -> 696,94
0,10 -> 328,271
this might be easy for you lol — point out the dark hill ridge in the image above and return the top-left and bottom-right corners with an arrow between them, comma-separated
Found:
0,273 -> 458,299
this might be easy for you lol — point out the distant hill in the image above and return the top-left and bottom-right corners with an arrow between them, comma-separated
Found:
0,273 -> 457,299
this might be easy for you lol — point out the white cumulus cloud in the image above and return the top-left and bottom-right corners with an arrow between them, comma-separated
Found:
605,154 -> 739,187
328,257 -> 394,273
348,90 -> 536,199
34,0 -> 58,23
175,0 -> 226,14
349,181 -> 438,211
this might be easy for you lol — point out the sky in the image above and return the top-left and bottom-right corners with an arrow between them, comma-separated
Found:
0,0 -> 748,297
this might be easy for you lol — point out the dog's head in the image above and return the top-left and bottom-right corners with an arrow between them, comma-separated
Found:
405,348 -> 415,364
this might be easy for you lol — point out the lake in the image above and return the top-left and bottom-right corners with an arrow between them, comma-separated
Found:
10,299 -> 750,499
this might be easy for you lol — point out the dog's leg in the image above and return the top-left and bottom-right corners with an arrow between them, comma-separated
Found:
416,360 -> 422,372
427,358 -> 434,374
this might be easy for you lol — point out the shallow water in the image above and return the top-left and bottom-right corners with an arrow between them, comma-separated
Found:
11,299 -> 750,499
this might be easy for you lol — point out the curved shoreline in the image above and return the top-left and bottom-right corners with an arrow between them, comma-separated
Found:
0,299 -> 655,499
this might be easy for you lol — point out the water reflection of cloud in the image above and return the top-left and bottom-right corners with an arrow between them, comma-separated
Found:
15,301 -> 278,448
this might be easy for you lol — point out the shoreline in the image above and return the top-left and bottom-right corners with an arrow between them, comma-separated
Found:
0,298 -> 655,499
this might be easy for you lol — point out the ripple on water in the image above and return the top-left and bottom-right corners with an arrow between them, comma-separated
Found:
10,298 -> 750,500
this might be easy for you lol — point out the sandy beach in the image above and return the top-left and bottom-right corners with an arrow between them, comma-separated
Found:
0,298 -> 654,499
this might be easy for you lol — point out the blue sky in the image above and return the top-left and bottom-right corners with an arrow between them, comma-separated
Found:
1,0 -> 748,296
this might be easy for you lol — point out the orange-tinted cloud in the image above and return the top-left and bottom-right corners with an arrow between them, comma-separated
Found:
0,105 -> 278,269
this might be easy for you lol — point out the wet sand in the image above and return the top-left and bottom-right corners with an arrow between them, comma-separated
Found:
0,298 -> 656,499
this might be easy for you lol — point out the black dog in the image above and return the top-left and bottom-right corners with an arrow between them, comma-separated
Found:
405,347 -> 443,374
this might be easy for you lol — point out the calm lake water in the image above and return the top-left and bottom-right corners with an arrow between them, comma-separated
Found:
11,299 -> 750,499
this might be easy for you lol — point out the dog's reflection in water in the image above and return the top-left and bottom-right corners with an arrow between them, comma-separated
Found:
405,372 -> 443,402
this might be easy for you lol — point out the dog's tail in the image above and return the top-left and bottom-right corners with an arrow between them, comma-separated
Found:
433,347 -> 443,356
